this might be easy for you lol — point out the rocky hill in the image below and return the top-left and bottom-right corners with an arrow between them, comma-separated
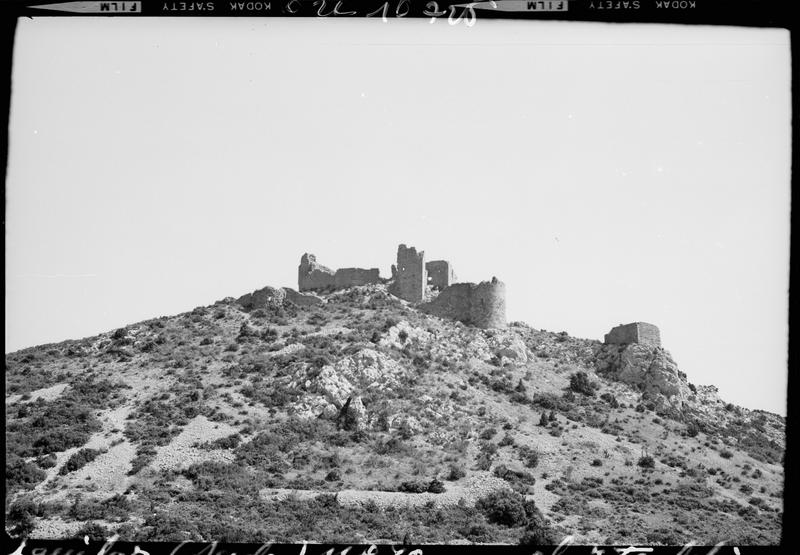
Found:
4,284 -> 785,544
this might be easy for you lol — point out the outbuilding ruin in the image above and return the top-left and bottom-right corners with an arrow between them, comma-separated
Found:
604,322 -> 661,347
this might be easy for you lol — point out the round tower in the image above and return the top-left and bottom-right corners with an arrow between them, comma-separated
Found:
469,279 -> 506,329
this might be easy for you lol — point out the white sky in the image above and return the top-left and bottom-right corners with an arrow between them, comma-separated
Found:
5,18 -> 790,416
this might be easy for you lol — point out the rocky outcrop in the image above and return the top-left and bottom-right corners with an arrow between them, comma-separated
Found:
487,333 -> 528,365
238,286 -> 323,310
338,395 -> 367,432
283,288 -> 324,307
291,349 -> 410,422
594,343 -> 690,401
379,321 -> 526,367
238,286 -> 286,309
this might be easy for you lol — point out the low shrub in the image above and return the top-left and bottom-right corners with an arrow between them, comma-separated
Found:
446,464 -> 466,481
398,480 -> 427,493
427,479 -> 446,494
637,455 -> 656,469
6,455 -> 46,491
476,490 -> 528,527
60,448 -> 103,475
493,464 -> 536,494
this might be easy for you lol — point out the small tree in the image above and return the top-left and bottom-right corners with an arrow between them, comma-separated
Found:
637,448 -> 656,469
569,371 -> 596,396
538,412 -> 548,426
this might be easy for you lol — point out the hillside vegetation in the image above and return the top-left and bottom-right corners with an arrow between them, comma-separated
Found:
5,284 -> 785,544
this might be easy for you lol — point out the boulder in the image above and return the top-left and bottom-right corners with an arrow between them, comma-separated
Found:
487,333 -> 528,364
238,286 -> 286,309
283,288 -> 325,307
339,395 -> 368,432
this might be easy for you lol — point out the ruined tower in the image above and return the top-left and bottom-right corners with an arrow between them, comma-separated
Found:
469,278 -> 507,329
391,244 -> 426,303
418,277 -> 507,329
426,260 -> 456,290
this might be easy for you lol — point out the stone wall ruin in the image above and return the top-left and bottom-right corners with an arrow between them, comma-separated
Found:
426,260 -> 456,290
604,322 -> 661,347
389,244 -> 426,303
419,277 -> 506,329
298,254 -> 335,292
334,268 -> 381,289
299,253 -> 381,292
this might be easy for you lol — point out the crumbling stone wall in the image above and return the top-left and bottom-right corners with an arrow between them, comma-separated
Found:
604,322 -> 661,347
390,244 -> 426,303
425,260 -> 456,290
334,268 -> 381,289
419,278 -> 506,329
298,254 -> 335,292
299,254 -> 381,292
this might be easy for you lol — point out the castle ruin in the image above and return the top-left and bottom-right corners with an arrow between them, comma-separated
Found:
295,244 -> 506,329
248,247 -> 661,342
604,322 -> 661,347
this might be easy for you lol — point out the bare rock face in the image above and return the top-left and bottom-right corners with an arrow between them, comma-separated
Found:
302,349 -> 410,418
238,286 -> 323,310
237,286 -> 286,309
339,395 -> 368,432
487,332 -> 528,365
595,343 -> 690,401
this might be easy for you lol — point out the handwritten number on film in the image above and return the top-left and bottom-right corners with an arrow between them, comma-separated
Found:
366,0 -> 409,19
281,0 -> 476,25
425,1 -> 477,25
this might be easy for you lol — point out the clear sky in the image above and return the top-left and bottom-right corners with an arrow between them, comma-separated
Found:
5,19 -> 790,416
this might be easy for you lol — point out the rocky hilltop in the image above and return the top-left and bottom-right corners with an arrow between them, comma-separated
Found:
5,283 -> 785,544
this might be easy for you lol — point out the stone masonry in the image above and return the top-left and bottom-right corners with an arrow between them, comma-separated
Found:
419,277 -> 506,329
290,244 -> 506,329
334,268 -> 381,289
298,254 -> 335,292
299,254 -> 380,293
390,244 -> 427,303
426,260 -> 456,290
246,246 -> 660,337
604,322 -> 661,347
